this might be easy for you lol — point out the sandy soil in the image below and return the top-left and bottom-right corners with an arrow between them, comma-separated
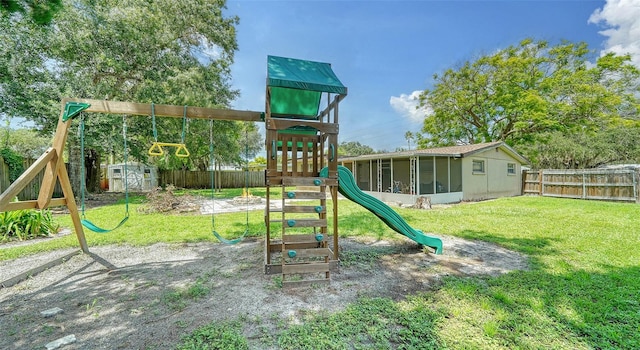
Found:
0,231 -> 528,350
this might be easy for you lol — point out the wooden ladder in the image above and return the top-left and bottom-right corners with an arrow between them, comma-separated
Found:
277,177 -> 332,287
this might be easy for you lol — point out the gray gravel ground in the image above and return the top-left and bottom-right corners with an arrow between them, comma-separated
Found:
0,235 -> 528,349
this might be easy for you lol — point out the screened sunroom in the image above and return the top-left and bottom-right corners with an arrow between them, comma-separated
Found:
340,142 -> 528,205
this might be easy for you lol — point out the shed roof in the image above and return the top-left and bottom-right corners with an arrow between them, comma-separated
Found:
267,55 -> 347,118
340,141 -> 529,164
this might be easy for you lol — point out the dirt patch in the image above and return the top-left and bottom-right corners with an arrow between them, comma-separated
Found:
0,236 -> 528,349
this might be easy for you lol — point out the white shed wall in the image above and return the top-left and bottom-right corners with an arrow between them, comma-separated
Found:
108,163 -> 158,192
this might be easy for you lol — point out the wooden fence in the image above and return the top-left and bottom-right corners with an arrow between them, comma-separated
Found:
158,170 -> 265,189
1,158 -> 264,201
0,155 -> 9,194
0,157 -> 66,201
523,169 -> 639,203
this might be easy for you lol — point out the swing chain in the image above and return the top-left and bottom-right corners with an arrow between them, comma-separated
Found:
151,103 -> 158,142
244,126 -> 250,230
123,115 -> 129,216
181,105 -> 188,144
79,114 -> 87,219
209,119 -> 216,231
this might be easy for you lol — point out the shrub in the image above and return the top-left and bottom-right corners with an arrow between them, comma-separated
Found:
0,209 -> 60,242
0,148 -> 24,182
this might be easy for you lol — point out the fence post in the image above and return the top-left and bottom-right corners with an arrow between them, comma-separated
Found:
633,169 -> 640,204
0,155 -> 7,192
539,169 -> 544,196
582,172 -> 586,199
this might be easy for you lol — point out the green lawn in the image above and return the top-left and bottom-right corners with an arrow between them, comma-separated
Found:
2,194 -> 639,349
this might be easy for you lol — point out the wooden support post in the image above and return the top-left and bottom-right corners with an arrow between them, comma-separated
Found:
38,103 -> 75,209
56,163 -> 88,253
332,185 -> 339,261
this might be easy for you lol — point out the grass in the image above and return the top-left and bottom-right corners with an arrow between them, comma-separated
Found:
2,192 -> 640,349
176,321 -> 248,350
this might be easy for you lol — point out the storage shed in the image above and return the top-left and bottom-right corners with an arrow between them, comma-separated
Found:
108,162 -> 158,192
340,141 -> 529,205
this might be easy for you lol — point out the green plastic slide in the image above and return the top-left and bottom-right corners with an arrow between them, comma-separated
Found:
320,166 -> 443,254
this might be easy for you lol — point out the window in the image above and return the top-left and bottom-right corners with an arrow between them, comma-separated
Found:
507,163 -> 516,175
472,160 -> 485,174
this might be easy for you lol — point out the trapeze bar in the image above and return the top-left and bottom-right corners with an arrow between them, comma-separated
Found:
148,142 -> 190,158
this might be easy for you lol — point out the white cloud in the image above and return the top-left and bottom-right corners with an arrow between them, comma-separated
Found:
589,0 -> 640,67
389,90 -> 432,124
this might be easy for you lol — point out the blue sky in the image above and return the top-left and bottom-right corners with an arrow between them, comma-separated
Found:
225,0 -> 640,152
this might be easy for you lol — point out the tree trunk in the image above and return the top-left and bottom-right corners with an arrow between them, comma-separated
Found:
85,149 -> 101,193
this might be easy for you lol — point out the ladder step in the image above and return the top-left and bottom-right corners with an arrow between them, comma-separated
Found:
283,219 -> 327,228
269,241 -> 323,252
269,219 -> 327,227
282,233 -> 327,243
284,191 -> 326,200
282,262 -> 330,274
283,177 -> 326,186
283,278 -> 330,288
284,205 -> 325,214
286,248 -> 332,258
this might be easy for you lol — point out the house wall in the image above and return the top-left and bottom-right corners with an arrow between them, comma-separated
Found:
462,148 -> 522,201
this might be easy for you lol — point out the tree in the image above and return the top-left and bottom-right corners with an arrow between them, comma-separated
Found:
2,128 -> 51,159
404,131 -> 413,150
417,39 -> 640,149
1,0 -> 62,25
250,156 -> 267,170
0,14 -> 59,130
338,141 -> 375,157
1,0 -> 245,192
519,124 -> 640,169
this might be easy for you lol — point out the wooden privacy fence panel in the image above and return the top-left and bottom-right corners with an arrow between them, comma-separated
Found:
0,158 -> 65,201
159,170 -> 265,189
0,156 -> 9,193
523,169 -> 639,203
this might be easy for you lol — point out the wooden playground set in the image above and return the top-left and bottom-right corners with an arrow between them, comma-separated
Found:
0,56 -> 441,287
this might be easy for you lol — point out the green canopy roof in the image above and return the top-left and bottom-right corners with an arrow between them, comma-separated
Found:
267,55 -> 347,118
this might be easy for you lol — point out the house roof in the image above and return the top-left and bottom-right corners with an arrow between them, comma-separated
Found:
340,141 -> 529,164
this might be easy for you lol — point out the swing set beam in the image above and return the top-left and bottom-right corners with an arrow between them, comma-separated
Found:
0,98 -> 265,254
64,98 -> 263,122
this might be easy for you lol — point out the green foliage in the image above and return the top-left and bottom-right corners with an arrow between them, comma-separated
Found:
2,128 -> 51,159
2,0 -> 252,171
177,321 -> 248,350
277,297 -> 443,349
338,141 -> 375,157
0,0 -> 62,25
418,38 -> 640,154
0,147 -> 24,182
163,278 -> 210,311
0,15 -> 59,126
0,208 -> 59,242
519,124 -> 640,168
